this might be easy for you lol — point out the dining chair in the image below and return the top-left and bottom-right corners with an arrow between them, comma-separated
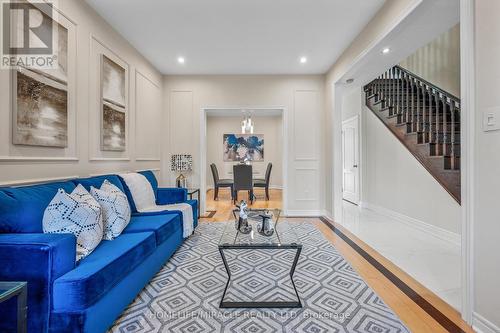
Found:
233,164 -> 254,204
254,162 -> 272,200
210,163 -> 233,200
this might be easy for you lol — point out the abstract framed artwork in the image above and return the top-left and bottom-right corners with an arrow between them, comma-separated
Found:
223,134 -> 264,162
100,55 -> 127,151
12,5 -> 69,148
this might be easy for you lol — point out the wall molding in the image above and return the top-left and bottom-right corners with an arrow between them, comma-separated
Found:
360,201 -> 461,246
473,313 -> 500,333
134,69 -> 162,162
285,210 -> 324,217
460,0 -> 475,324
0,156 -> 79,162
0,175 -> 79,187
89,157 -> 131,162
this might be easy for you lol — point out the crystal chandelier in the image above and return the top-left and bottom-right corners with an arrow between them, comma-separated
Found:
241,110 -> 254,134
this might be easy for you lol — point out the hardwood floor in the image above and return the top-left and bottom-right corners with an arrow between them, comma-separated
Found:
200,188 -> 282,222
200,189 -> 474,333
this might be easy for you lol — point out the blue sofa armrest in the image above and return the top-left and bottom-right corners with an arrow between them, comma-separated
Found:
0,233 -> 76,332
157,187 -> 188,205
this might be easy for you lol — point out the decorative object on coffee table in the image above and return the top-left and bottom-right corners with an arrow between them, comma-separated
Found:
0,281 -> 27,333
235,200 -> 252,234
258,210 -> 275,236
170,154 -> 192,188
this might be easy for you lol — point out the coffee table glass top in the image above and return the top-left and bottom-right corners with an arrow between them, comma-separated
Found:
219,208 -> 299,247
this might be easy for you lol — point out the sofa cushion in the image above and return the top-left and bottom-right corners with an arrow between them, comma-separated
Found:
43,185 -> 103,261
52,232 -> 156,311
0,181 -> 76,233
123,213 -> 181,245
74,175 -> 125,193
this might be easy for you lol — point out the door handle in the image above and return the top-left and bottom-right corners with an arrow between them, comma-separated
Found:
353,165 -> 358,168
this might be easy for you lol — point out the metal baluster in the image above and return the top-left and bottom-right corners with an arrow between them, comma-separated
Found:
416,81 -> 421,133
421,85 -> 427,142
391,68 -> 396,113
396,68 -> 400,115
411,78 -> 416,131
451,100 -> 458,169
434,90 -> 440,153
442,97 -> 449,157
406,73 -> 410,123
428,88 -> 434,145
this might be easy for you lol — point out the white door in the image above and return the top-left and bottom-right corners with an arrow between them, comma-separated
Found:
342,116 -> 360,204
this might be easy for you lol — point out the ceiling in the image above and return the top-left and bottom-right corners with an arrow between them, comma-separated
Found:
85,0 -> 385,75
339,0 -> 459,92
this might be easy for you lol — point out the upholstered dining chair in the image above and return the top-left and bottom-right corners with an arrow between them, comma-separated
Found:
254,162 -> 272,200
210,163 -> 233,200
233,164 -> 254,204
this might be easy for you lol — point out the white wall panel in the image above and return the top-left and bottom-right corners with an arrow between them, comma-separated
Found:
0,0 -> 162,184
293,90 -> 320,161
169,91 -> 193,154
135,71 -> 161,161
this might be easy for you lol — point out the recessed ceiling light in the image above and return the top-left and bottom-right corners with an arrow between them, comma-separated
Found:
177,56 -> 185,64
382,48 -> 390,54
300,56 -> 307,64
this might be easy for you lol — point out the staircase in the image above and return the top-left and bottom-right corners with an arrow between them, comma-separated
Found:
364,65 -> 461,203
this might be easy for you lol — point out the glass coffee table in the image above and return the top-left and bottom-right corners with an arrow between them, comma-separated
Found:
218,208 -> 302,308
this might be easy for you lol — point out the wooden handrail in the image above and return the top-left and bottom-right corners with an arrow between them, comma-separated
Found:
395,65 -> 460,105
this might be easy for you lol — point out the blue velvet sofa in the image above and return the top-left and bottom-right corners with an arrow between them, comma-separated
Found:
0,170 -> 197,333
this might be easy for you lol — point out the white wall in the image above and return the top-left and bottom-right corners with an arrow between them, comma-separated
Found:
472,0 -> 500,329
206,115 -> 283,188
340,86 -> 461,234
163,75 -> 324,214
399,24 -> 460,97
362,106 -> 461,234
0,0 -> 163,185
324,0 -> 419,219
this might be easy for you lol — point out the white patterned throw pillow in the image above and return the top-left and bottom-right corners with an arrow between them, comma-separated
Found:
43,184 -> 103,261
90,180 -> 131,240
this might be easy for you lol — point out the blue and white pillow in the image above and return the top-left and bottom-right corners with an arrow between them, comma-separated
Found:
90,180 -> 131,240
43,184 -> 103,261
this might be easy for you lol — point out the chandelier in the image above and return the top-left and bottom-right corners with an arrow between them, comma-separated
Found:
241,110 -> 254,134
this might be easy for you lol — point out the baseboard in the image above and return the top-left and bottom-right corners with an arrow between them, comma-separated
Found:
322,210 -> 333,220
473,313 -> 500,333
286,210 -> 324,217
359,201 -> 461,246
205,185 -> 283,190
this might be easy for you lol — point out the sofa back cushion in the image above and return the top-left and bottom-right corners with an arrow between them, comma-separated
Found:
74,175 -> 125,193
0,181 -> 76,233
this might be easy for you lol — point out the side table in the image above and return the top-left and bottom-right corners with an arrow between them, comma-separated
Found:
187,188 -> 200,219
0,281 -> 27,333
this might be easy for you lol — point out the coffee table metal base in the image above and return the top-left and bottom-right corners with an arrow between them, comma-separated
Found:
218,244 -> 302,309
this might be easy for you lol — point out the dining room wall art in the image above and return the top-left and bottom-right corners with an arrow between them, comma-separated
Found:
223,134 -> 264,162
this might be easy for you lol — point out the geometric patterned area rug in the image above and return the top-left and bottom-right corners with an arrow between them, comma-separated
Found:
109,222 -> 410,333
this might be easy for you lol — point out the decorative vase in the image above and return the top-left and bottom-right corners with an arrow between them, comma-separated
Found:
258,210 -> 274,236
235,200 -> 252,234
